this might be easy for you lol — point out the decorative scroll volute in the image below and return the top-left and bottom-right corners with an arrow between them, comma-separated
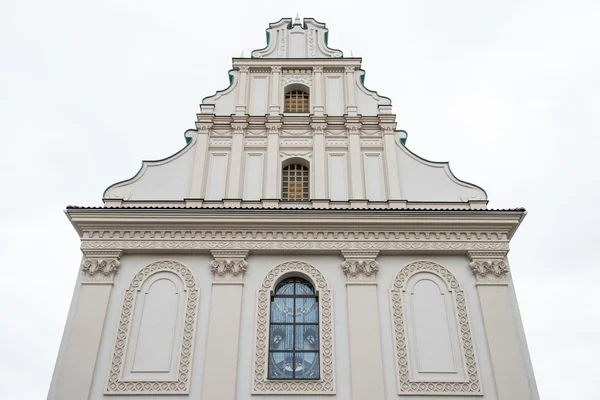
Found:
468,251 -> 510,284
81,250 -> 122,283
341,250 -> 379,282
210,250 -> 249,283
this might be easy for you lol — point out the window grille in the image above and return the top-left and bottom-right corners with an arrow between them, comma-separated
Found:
268,277 -> 320,380
284,90 -> 309,113
282,164 -> 309,201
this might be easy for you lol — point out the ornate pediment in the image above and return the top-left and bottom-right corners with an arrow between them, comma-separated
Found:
251,16 -> 343,59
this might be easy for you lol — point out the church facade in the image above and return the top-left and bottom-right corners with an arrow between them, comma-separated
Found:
48,17 -> 538,400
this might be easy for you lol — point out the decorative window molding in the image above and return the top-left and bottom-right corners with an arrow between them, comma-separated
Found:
390,260 -> 482,395
105,260 -> 199,395
252,261 -> 335,394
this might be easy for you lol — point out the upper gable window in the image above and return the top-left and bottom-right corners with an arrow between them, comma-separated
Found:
282,163 -> 309,201
284,89 -> 309,113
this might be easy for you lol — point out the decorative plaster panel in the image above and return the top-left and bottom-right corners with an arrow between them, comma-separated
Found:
390,261 -> 481,395
105,260 -> 198,395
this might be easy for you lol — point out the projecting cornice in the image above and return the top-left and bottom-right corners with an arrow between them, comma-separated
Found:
66,208 -> 525,254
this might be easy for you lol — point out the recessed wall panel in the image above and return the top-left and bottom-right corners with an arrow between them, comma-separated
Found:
206,153 -> 229,200
250,76 -> 268,115
364,153 -> 385,201
328,153 -> 348,200
244,152 -> 264,200
326,76 -> 343,116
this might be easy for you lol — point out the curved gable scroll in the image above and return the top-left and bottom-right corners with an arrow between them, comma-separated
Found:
105,260 -> 198,395
390,261 -> 482,396
252,261 -> 335,394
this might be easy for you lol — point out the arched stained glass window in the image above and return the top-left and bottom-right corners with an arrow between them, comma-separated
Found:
282,164 -> 309,201
268,277 -> 319,380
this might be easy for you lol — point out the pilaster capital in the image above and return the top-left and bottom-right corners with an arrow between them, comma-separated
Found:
341,250 -> 379,283
265,123 -> 283,134
468,251 -> 510,284
313,66 -> 323,73
344,66 -> 356,73
271,66 -> 282,73
210,250 -> 249,283
195,122 -> 213,134
311,122 -> 327,134
381,124 -> 397,135
81,250 -> 122,284
238,66 -> 250,73
230,122 -> 248,134
345,123 -> 361,135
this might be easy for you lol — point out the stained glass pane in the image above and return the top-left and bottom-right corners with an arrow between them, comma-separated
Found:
295,297 -> 318,323
295,281 -> 314,295
294,352 -> 320,379
295,325 -> 319,350
270,324 -> 294,350
270,297 -> 294,323
268,352 -> 294,379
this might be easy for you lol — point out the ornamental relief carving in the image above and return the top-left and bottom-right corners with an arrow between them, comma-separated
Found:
82,258 -> 120,282
105,260 -> 198,395
253,261 -> 335,394
390,261 -> 482,395
81,240 -> 509,252
211,259 -> 248,282
341,260 -> 379,282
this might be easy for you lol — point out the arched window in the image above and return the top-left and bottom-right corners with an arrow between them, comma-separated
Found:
268,277 -> 319,380
282,163 -> 309,201
284,89 -> 309,113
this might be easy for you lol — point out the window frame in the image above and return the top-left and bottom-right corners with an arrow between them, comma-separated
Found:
268,277 -> 320,380
252,261 -> 335,395
281,163 -> 310,202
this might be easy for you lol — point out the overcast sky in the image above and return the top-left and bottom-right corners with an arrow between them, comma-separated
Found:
1,0 -> 599,398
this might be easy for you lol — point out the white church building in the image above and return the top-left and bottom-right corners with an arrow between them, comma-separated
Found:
48,17 -> 538,400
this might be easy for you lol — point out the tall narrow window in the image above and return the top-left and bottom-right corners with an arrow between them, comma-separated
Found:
282,164 -> 309,201
284,89 -> 309,113
268,277 -> 319,380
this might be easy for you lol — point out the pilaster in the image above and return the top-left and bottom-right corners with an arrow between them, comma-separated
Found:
53,250 -> 122,400
269,66 -> 282,115
226,122 -> 247,198
313,66 -> 325,116
312,122 -> 327,199
264,122 -> 282,198
201,250 -> 249,400
189,122 -> 212,198
341,251 -> 386,400
382,123 -> 402,200
347,121 -> 365,199
468,251 -> 533,400
344,66 -> 358,116
235,66 -> 249,115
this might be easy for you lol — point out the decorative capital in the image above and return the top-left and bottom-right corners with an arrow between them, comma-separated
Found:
265,123 -> 282,134
231,122 -> 247,135
345,123 -> 361,135
238,66 -> 250,72
381,124 -> 396,134
341,250 -> 379,283
210,250 -> 249,283
313,66 -> 323,73
311,123 -> 327,134
344,66 -> 355,73
196,122 -> 213,134
468,251 -> 509,284
271,66 -> 282,73
81,250 -> 122,284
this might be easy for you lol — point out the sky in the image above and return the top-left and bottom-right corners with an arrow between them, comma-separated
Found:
1,0 -> 599,398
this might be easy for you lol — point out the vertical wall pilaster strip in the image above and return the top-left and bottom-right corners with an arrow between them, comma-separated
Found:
347,125 -> 364,199
189,124 -> 211,198
201,250 -> 249,400
269,66 -> 281,115
235,66 -> 249,116
227,123 -> 247,198
344,66 -> 358,116
468,251 -> 533,400
313,66 -> 324,116
52,251 -> 122,400
264,123 -> 282,199
312,123 -> 327,199
382,125 -> 402,200
341,251 -> 386,400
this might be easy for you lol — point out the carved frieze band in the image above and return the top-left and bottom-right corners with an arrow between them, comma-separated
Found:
341,250 -> 379,283
81,240 -> 509,252
210,250 -> 249,283
81,250 -> 122,283
468,251 -> 509,284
